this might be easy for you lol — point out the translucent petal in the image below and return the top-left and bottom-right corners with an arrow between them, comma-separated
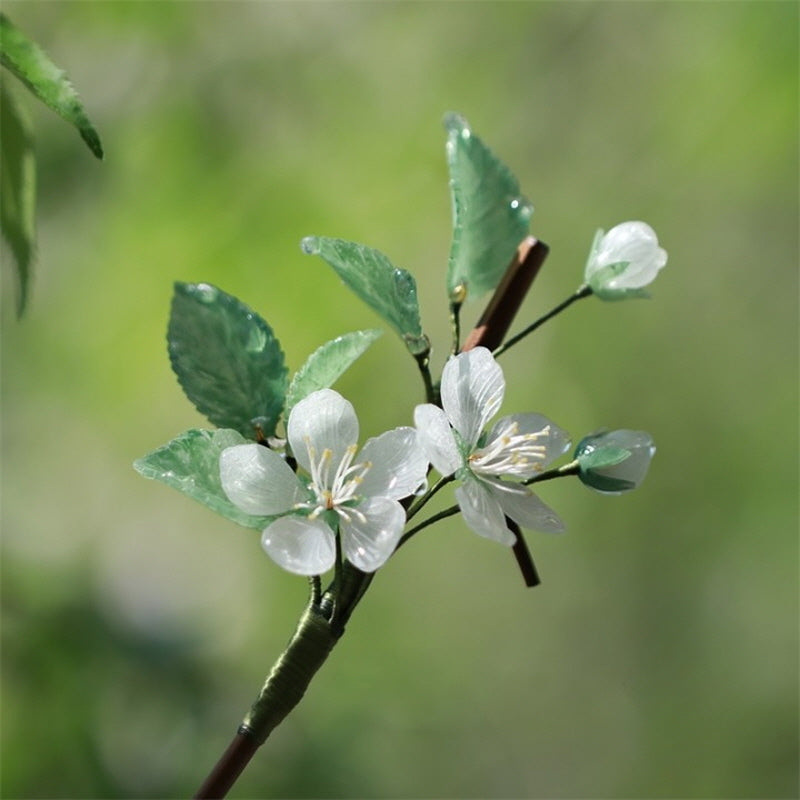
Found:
488,480 -> 565,533
414,403 -> 461,475
485,413 -> 572,475
455,477 -> 515,546
288,388 -> 359,474
261,516 -> 336,575
358,427 -> 429,500
341,496 -> 405,572
220,444 -> 306,515
441,348 -> 505,447
590,221 -> 667,291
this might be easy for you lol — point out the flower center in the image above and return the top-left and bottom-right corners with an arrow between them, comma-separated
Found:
299,438 -> 372,523
468,422 -> 550,477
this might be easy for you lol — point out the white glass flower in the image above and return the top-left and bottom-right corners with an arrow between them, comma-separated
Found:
584,221 -> 667,300
575,429 -> 656,494
414,347 -> 571,545
220,388 -> 428,576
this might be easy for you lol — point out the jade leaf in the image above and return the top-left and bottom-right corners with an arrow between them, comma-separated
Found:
0,13 -> 103,159
301,236 -> 429,355
168,282 -> 288,439
577,446 -> 630,471
444,112 -> 532,300
576,446 -> 634,493
286,329 -> 383,415
134,428 -> 274,530
0,82 -> 35,315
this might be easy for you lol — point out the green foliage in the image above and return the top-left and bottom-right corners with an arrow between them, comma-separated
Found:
4,4 -> 797,798
0,12 -> 103,315
133,428 -> 273,530
285,329 -> 383,416
0,13 -> 103,158
301,236 -> 429,355
444,112 -> 532,301
0,82 -> 35,315
167,282 -> 288,439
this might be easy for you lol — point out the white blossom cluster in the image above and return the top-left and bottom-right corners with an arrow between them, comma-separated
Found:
220,221 -> 664,576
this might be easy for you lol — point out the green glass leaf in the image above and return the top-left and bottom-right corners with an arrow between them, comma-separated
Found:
0,81 -> 35,316
134,428 -> 273,530
444,112 -> 532,300
577,446 -> 631,471
578,471 -> 636,494
286,329 -> 383,415
0,14 -> 103,159
301,236 -> 429,355
168,282 -> 288,439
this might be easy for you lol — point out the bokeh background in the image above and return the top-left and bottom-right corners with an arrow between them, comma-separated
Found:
2,2 -> 797,798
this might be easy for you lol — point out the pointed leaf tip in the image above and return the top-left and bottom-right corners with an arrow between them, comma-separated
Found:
286,329 -> 383,415
302,236 -> 428,355
0,13 -> 104,159
300,236 -> 320,255
443,111 -> 470,137
134,428 -> 274,530
445,113 -> 532,300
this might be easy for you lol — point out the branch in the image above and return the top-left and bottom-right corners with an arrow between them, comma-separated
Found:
460,236 -> 549,587
460,236 -> 549,352
194,603 -> 341,798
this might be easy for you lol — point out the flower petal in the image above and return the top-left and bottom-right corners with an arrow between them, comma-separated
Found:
485,413 -> 572,476
288,388 -> 359,474
487,480 -> 565,533
455,477 -> 515,546
414,403 -> 461,475
261,516 -> 336,575
358,427 -> 429,500
440,347 -> 504,447
220,444 -> 306,515
340,496 -> 405,572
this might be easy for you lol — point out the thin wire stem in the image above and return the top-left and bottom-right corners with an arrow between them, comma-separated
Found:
449,300 -> 463,355
308,575 -> 322,608
406,474 -> 454,521
396,503 -> 460,550
524,460 -> 581,486
493,285 -> 592,358
414,349 -> 436,404
329,531 -> 344,626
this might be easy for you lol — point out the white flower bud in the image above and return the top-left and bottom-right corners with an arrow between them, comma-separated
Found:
575,429 -> 656,494
584,221 -> 667,300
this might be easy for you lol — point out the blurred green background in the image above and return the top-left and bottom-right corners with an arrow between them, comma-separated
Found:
2,2 -> 797,798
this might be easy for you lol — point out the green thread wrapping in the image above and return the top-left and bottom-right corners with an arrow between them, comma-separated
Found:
240,604 -> 339,745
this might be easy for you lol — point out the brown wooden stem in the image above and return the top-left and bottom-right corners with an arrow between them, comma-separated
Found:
460,236 -> 549,352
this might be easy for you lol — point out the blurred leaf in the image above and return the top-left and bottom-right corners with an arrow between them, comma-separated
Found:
0,13 -> 103,159
445,112 -> 532,300
286,329 -> 383,415
301,236 -> 429,355
133,428 -> 273,530
168,282 -> 288,439
0,81 -> 35,316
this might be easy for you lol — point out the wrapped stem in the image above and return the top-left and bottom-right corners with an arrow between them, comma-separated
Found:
194,603 -> 340,798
